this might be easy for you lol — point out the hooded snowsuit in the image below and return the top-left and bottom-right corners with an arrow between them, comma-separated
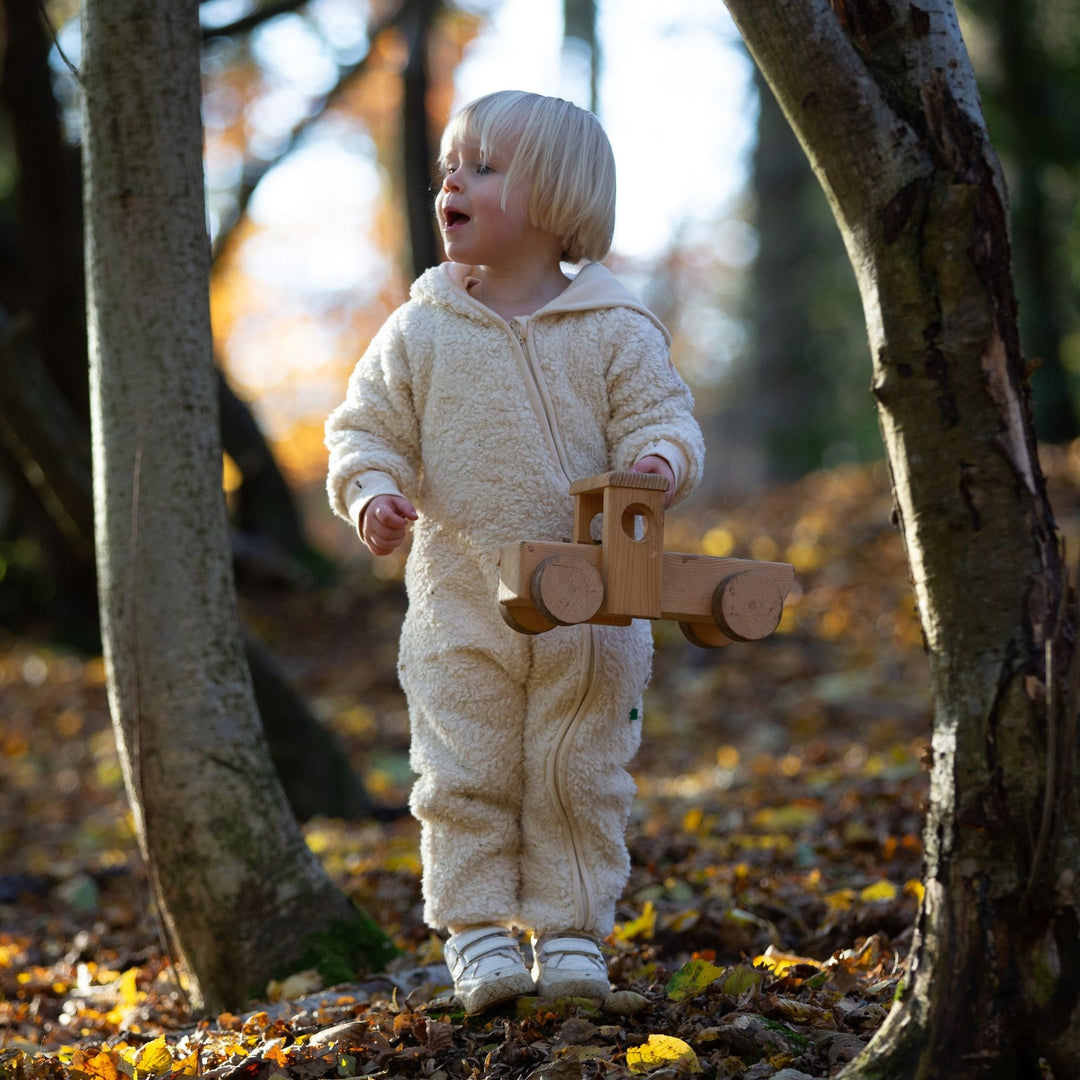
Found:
326,261 -> 705,937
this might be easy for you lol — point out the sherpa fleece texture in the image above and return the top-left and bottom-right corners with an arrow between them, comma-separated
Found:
326,261 -> 705,937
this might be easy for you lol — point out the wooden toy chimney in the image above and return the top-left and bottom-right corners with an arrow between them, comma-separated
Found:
569,470 -> 668,619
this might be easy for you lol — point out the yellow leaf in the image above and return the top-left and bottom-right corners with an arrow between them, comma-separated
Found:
626,1034 -> 701,1074
305,828 -> 334,854
825,888 -> 855,911
614,901 -> 656,943
754,947 -> 822,977
172,1049 -> 201,1076
69,1047 -> 122,1080
222,453 -> 242,494
117,1044 -> 140,1067
716,745 -> 740,770
120,967 -> 142,1006
135,1037 -> 173,1077
905,878 -> 926,903
702,526 -> 735,557
666,958 -> 724,1001
860,880 -> 898,903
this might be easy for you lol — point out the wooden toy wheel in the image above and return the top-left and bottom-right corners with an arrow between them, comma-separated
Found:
501,603 -> 557,635
712,570 -> 784,641
530,554 -> 604,626
679,621 -> 732,649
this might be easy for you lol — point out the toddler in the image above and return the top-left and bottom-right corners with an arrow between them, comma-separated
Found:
326,90 -> 705,1012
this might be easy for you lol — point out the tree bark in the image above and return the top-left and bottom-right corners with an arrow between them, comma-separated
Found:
563,0 -> 600,116
745,65 -> 829,478
722,1 -> 1079,1075
82,0 -> 390,1012
402,0 -> 441,278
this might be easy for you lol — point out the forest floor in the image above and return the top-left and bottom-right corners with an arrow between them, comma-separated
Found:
4,450 -> 1080,1079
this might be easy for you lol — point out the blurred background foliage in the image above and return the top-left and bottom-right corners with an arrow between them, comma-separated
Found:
2,0 -> 1080,641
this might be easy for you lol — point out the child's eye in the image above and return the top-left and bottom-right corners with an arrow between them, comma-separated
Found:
476,162 -> 495,175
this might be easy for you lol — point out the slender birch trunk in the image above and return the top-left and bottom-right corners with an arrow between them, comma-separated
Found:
82,0 -> 384,1013
722,1 -> 1080,1074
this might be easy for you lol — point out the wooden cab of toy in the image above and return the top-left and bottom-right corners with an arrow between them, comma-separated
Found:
570,470 -> 667,619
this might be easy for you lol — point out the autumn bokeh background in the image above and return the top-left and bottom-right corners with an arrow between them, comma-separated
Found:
5,0 -> 1080,1067
196,0 -> 766,572
21,0 -> 1080,580
203,0 -> 1080,556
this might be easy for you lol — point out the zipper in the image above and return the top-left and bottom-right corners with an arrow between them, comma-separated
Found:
462,291 -> 603,930
507,315 -> 601,932
546,623 -> 600,929
507,316 -> 575,481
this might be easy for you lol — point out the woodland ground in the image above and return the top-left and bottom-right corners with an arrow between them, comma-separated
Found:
4,451 -> 1079,1079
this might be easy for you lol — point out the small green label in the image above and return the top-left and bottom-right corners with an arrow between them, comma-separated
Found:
629,708 -> 639,721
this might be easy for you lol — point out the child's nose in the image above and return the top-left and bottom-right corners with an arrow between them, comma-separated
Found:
442,170 -> 462,192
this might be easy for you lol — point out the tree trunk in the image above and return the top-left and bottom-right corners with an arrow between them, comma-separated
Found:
0,0 -> 87,416
722,1 -> 1079,1075
745,65 -> 827,478
82,0 -> 390,1013
563,0 -> 600,115
402,0 -> 441,278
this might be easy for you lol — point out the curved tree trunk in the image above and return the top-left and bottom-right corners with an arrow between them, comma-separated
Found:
723,1 -> 1079,1075
82,0 -> 390,1013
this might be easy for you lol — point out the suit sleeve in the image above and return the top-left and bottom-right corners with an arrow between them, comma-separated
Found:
325,313 -> 421,524
604,310 -> 705,507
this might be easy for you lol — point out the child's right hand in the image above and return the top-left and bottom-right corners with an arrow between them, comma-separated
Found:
360,495 -> 417,556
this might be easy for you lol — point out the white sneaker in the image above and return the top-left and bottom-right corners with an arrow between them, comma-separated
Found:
444,926 -> 535,1013
531,931 -> 610,999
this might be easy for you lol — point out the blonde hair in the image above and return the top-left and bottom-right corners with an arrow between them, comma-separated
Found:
438,91 -> 616,264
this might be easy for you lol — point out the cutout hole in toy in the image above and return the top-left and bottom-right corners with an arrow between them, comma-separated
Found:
621,503 -> 654,542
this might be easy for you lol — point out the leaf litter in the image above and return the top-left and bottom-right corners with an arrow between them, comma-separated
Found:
6,452 -> 1077,1078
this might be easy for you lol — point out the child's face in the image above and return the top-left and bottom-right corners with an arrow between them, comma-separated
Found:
436,137 -> 556,271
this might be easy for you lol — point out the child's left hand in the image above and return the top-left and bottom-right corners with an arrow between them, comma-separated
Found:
632,455 -> 676,507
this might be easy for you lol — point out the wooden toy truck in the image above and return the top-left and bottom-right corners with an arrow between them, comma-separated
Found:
498,470 -> 795,647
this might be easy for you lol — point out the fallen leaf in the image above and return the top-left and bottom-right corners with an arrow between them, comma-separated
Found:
626,1034 -> 701,1074
665,958 -> 724,1001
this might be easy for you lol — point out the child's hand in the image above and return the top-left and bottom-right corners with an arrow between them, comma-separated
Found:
360,495 -> 417,556
631,455 -> 676,507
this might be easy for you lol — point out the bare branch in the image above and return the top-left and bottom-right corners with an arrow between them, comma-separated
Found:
210,0 -> 410,262
201,0 -> 310,41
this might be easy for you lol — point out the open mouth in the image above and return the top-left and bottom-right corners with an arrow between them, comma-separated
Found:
443,209 -> 470,228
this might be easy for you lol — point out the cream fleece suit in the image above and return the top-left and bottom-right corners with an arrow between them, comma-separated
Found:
326,260 -> 705,938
